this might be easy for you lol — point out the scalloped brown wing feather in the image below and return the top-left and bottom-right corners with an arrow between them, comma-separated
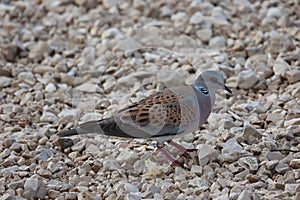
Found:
117,88 -> 198,136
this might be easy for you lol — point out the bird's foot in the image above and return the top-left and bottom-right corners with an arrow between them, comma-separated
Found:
167,140 -> 198,158
157,145 -> 185,168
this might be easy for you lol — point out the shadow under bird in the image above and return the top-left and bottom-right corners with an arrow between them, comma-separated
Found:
58,70 -> 232,167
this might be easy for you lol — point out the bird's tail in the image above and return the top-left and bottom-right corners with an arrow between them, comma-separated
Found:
57,120 -> 104,137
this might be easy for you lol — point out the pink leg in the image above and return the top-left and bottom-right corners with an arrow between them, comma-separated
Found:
167,140 -> 198,158
157,146 -> 184,167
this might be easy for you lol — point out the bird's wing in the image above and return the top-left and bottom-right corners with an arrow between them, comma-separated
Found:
113,87 -> 201,138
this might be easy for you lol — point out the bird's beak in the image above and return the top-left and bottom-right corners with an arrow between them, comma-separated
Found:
224,85 -> 232,94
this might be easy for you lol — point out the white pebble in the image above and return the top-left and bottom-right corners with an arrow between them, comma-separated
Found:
45,83 -> 57,93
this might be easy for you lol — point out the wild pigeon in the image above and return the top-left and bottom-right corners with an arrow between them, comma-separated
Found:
58,70 -> 232,166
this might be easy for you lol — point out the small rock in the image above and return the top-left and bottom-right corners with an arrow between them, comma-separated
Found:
153,193 -> 164,200
245,101 -> 267,113
130,71 -> 154,79
238,157 -> 258,171
38,149 -> 54,161
64,192 -> 77,200
124,183 -> 139,193
55,138 -> 74,150
197,144 -> 218,165
284,118 -> 300,127
219,118 -> 236,130
37,168 -> 52,178
103,79 -> 115,92
171,12 -> 187,23
143,184 -> 160,197
45,83 -> 57,93
189,177 -> 208,188
133,160 -> 145,174
116,38 -> 141,52
242,123 -> 263,144
18,71 -> 35,83
266,113 -> 284,122
47,162 -> 60,173
116,76 -> 138,89
2,159 -> 15,167
116,150 -> 139,165
86,144 -> 101,157
286,69 -> 300,84
237,69 -> 259,89
81,46 -> 95,65
74,0 -> 97,8
221,138 -> 244,162
196,29 -> 212,42
124,193 -> 141,200
189,11 -> 204,24
210,8 -> 229,26
160,6 -> 172,17
33,66 -> 57,74
287,108 -> 300,120
76,82 -> 103,93
101,28 -> 122,40
0,76 -> 12,88
1,44 -> 18,62
103,158 -> 122,171
58,109 -> 77,118
102,0 -> 118,8
267,7 -> 282,18
29,41 -> 51,62
275,161 -> 289,174
268,34 -> 294,53
48,179 -> 71,191
289,159 -> 300,168
0,68 -> 12,77
60,74 -> 86,86
47,179 -> 72,191
209,36 -> 226,49
71,140 -> 87,152
285,184 -> 300,195
7,179 -> 24,190
81,112 -> 103,122
40,112 -> 58,123
144,52 -> 160,61
48,189 -> 60,199
191,165 -> 202,175
23,178 -> 47,199
12,105 -> 23,113
266,151 -> 284,160
273,57 -> 289,77
0,193 -> 17,200
10,142 -> 21,152
3,138 -> 16,148
266,160 -> 278,169
237,190 -> 251,200
1,149 -> 10,159
75,186 -> 89,192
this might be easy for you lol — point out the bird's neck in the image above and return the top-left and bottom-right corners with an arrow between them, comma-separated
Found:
192,85 -> 216,124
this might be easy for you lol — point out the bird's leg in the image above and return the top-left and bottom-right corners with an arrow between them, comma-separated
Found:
157,144 -> 184,167
167,140 -> 198,158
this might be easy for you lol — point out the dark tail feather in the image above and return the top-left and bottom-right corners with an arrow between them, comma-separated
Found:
57,118 -> 150,139
57,129 -> 78,137
57,120 -> 104,137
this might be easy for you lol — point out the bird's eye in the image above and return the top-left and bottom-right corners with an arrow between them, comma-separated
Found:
200,87 -> 209,95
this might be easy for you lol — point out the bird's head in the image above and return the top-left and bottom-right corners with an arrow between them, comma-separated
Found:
193,70 -> 232,94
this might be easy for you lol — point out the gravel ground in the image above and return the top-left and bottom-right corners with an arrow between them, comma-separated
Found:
0,0 -> 300,199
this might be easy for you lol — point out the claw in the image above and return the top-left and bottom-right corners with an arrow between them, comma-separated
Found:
156,140 -> 198,168
167,140 -> 198,158
157,145 -> 185,168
